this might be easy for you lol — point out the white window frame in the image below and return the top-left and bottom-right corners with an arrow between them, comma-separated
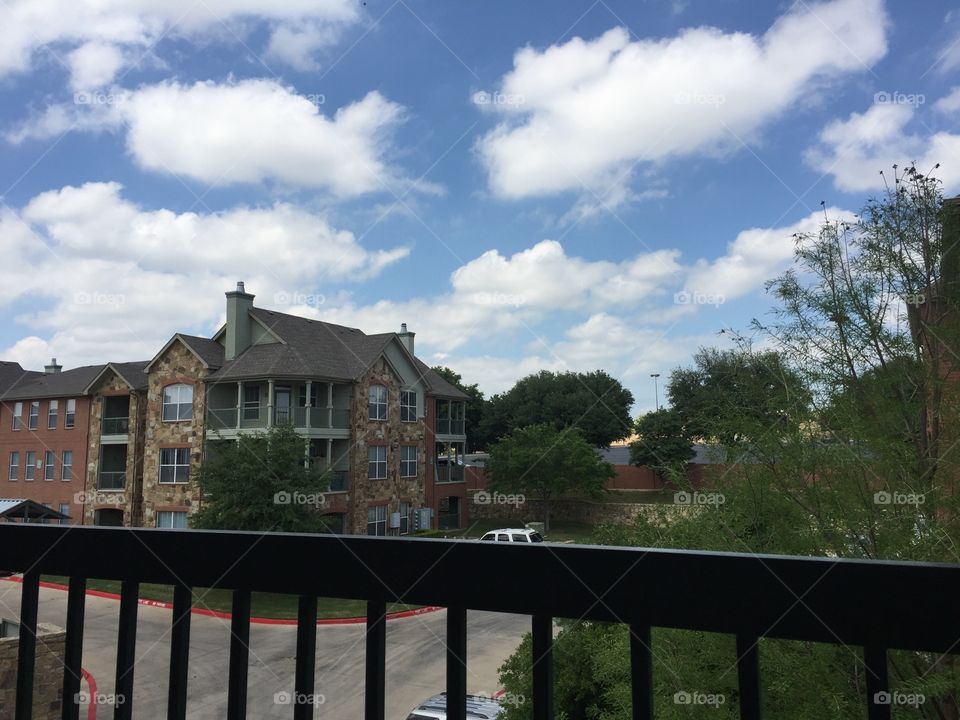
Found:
159,448 -> 190,484
24,451 -> 35,481
28,401 -> 39,430
400,390 -> 417,422
12,402 -> 22,430
156,511 -> 187,529
43,450 -> 55,480
367,446 -> 387,479
61,450 -> 72,481
162,384 -> 193,422
47,400 -> 58,430
400,445 -> 417,478
8,452 -> 18,481
65,399 -> 76,429
368,384 -> 387,421
366,505 -> 386,536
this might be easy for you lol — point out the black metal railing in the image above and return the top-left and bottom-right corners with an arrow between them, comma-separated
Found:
96,471 -> 126,490
2,525 -> 960,720
101,417 -> 130,435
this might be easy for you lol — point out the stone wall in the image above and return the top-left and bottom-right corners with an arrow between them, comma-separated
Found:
141,341 -> 209,528
469,496 -> 699,527
348,357 -> 426,534
0,623 -> 65,720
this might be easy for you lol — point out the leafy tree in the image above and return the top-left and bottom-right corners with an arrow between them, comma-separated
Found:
486,424 -> 614,531
431,365 -> 490,451
629,408 -> 695,482
484,370 -> 634,447
667,347 -> 810,445
193,424 -> 331,532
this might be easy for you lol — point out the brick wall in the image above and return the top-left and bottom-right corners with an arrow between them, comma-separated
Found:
0,623 -> 65,720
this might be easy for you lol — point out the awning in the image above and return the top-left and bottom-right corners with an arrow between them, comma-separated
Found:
0,499 -> 69,521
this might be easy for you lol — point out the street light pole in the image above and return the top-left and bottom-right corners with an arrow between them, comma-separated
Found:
651,373 -> 661,412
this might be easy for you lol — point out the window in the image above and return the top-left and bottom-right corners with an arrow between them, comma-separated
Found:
47,400 -> 58,429
58,503 -> 70,525
61,451 -> 72,481
44,451 -> 55,480
400,445 -> 417,478
162,384 -> 193,421
243,385 -> 260,420
25,451 -> 35,481
159,448 -> 190,484
367,505 -> 386,536
367,446 -> 387,479
368,384 -> 387,420
399,502 -> 411,535
65,399 -> 76,428
400,390 -> 417,422
12,402 -> 22,430
28,401 -> 39,430
8,452 -> 18,481
156,511 -> 187,529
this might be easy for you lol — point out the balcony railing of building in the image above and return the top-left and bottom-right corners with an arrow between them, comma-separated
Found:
3,525 -> 959,720
96,471 -> 125,490
436,464 -> 465,483
435,418 -> 465,435
327,470 -> 349,492
207,407 -> 351,431
101,416 -> 130,435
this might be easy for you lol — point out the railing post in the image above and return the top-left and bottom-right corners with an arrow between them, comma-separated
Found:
114,580 -> 139,720
736,635 -> 761,720
227,590 -> 251,720
365,599 -> 386,720
294,595 -> 318,720
446,606 -> 467,720
864,646 -> 890,720
629,625 -> 653,720
62,577 -> 87,720
168,584 -> 192,720
15,570 -> 39,720
531,615 -> 553,720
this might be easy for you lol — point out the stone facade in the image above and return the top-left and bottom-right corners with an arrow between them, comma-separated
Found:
469,497 -> 701,527
0,623 -> 65,720
347,357 -> 426,534
84,369 -> 147,526
141,341 -> 209,528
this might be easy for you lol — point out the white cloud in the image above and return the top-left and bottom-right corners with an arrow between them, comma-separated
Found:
684,207 -> 856,301
266,22 -> 342,71
805,100 -> 960,193
9,80 -> 422,198
67,41 -> 125,90
476,0 -> 887,203
0,182 -> 408,368
0,0 -> 359,79
934,87 -> 960,115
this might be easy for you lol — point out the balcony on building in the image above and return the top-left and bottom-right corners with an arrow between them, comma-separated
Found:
97,444 -> 127,490
101,395 -> 130,442
207,379 -> 352,437
435,399 -> 466,437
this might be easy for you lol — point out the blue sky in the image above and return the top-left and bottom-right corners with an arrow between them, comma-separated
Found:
1,0 -> 958,412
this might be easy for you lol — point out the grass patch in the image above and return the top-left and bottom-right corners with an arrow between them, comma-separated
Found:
42,576 -> 418,620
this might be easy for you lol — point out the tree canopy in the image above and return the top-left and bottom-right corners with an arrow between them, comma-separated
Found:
629,407 -> 694,481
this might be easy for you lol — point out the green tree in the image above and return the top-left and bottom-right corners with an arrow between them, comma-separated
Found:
484,370 -> 634,447
486,424 -> 614,531
193,424 -> 331,533
629,408 -> 695,482
431,365 -> 490,451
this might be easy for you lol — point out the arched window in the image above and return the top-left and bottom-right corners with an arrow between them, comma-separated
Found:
162,383 -> 193,421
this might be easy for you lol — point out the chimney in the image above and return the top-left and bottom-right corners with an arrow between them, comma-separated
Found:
225,281 -> 255,361
44,358 -> 62,374
398,322 -> 415,356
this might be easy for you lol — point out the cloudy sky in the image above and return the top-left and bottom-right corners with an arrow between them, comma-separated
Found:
1,0 -> 958,412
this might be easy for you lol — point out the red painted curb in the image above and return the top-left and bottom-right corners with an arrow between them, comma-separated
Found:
1,576 -> 442,625
81,668 -> 97,720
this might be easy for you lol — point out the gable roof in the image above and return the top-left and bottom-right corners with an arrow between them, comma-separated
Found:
413,358 -> 469,400
0,362 -> 41,397
83,361 -> 151,394
0,498 -> 70,520
145,334 -> 224,372
0,364 -> 106,401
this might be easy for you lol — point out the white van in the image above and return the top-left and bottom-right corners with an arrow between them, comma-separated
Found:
405,692 -> 503,720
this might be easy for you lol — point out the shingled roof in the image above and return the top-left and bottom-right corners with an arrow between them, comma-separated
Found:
0,362 -> 40,397
0,364 -> 107,401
